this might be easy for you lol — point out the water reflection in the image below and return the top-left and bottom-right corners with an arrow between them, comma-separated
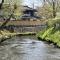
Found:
0,36 -> 60,60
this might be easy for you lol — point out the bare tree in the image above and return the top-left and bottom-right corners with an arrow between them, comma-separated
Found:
44,0 -> 60,18
0,0 -> 4,9
52,0 -> 56,18
37,0 -> 60,19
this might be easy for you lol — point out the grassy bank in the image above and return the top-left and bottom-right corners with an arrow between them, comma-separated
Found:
0,30 -> 36,43
37,17 -> 60,47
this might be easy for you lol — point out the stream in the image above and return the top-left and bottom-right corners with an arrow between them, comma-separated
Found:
0,36 -> 60,60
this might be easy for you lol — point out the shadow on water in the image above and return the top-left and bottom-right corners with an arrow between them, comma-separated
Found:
0,36 -> 60,60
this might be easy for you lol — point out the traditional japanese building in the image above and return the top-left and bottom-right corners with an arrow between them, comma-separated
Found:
21,6 -> 40,20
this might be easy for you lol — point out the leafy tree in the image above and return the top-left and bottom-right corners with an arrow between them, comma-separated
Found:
37,0 -> 60,19
1,0 -> 23,27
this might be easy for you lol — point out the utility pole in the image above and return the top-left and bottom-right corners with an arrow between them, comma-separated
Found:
32,0 -> 35,9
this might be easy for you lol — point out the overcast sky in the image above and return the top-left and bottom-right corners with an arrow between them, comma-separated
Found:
23,0 -> 42,8
0,0 -> 42,8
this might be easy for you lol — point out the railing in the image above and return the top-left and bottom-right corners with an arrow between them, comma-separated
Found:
0,20 -> 47,32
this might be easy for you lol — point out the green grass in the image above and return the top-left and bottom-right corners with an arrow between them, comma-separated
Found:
37,27 -> 60,47
37,17 -> 60,47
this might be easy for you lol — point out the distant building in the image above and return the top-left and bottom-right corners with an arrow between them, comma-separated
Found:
0,4 -> 40,21
21,6 -> 40,20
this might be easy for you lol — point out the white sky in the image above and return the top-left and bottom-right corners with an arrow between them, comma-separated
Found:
0,0 -> 43,8
0,0 -> 2,3
23,0 -> 42,8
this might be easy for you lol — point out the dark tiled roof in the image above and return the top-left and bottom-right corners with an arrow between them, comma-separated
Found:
22,6 -> 37,12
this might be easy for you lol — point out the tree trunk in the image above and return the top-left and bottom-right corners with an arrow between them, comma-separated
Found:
52,0 -> 56,18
